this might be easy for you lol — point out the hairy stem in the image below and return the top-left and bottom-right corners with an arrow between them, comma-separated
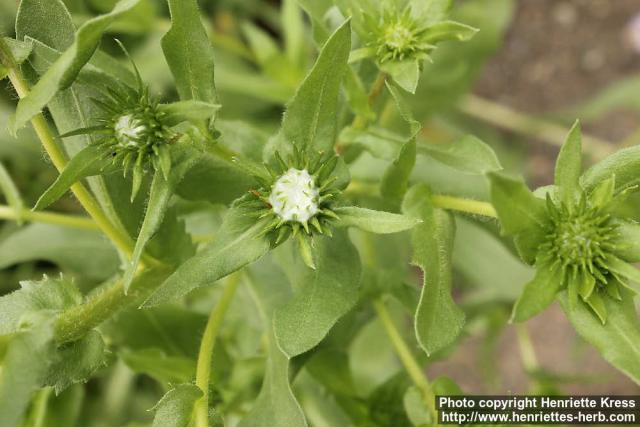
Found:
194,273 -> 241,427
0,38 -> 137,259
430,195 -> 497,218
458,95 -> 612,159
373,299 -> 439,424
515,323 -> 539,373
0,205 -> 98,230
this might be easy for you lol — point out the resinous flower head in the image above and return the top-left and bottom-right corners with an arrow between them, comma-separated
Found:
63,75 -> 174,200
236,146 -> 342,268
364,7 -> 431,64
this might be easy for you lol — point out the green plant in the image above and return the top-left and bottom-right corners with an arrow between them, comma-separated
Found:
1,0 -> 640,426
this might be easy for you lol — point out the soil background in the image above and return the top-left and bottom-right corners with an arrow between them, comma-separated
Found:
429,0 -> 640,395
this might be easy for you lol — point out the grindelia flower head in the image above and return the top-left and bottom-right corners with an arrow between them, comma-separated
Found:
269,168 -> 320,222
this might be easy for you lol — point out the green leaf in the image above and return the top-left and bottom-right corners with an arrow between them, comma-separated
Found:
488,172 -> 547,235
403,184 -> 464,355
34,144 -> 111,210
143,198 -> 274,307
282,0 -> 305,66
581,145 -> 640,193
0,162 -> 24,223
44,330 -> 107,393
413,0 -> 453,25
560,290 -> 640,385
0,37 -> 33,80
123,170 -> 172,293
380,60 -> 420,94
157,101 -> 221,126
423,21 -> 478,44
0,276 -> 81,335
511,260 -> 563,322
386,81 -> 422,136
554,120 -> 582,204
613,220 -> 640,263
0,322 -> 54,427
121,348 -> 195,384
604,255 -> 640,290
273,230 -> 361,357
0,224 -> 120,281
151,383 -> 203,427
381,139 -> 417,208
162,0 -> 217,103
240,256 -> 306,427
419,135 -> 502,174
272,20 -> 351,155
11,0 -> 141,132
334,206 -> 420,234
16,0 -> 74,52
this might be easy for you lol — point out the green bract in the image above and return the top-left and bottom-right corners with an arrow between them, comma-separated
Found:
489,122 -> 640,324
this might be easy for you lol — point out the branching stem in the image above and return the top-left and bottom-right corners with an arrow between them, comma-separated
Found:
194,273 -> 241,427
0,204 -> 98,230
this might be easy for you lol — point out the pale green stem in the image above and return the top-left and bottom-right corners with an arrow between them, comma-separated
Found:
458,95 -> 613,159
430,194 -> 497,218
372,299 -> 439,424
194,273 -> 242,427
0,38 -> 138,260
0,205 -> 99,230
29,387 -> 52,427
515,323 -> 539,373
352,72 -> 388,130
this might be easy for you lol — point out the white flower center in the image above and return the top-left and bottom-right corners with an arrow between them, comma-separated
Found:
269,168 -> 319,223
114,114 -> 147,147
385,24 -> 413,50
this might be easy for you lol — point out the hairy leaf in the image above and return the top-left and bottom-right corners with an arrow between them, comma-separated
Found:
511,260 -> 563,322
581,145 -> 640,193
403,184 -> 463,355
143,199 -> 274,306
151,383 -> 203,427
34,144 -> 113,210
335,206 -> 420,234
274,230 -> 361,357
560,291 -> 640,385
271,20 -> 351,156
419,135 -> 502,174
162,0 -> 217,103
554,120 -> 582,204
12,0 -> 141,132
488,172 -> 547,235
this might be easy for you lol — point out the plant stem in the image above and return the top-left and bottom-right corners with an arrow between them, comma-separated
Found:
515,323 -> 539,373
194,273 -> 241,427
0,205 -> 99,230
458,94 -> 613,159
0,39 -> 137,259
373,299 -> 439,424
28,387 -> 52,427
430,194 -> 497,218
352,72 -> 387,130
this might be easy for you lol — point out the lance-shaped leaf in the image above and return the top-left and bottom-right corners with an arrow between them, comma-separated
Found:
402,184 -> 464,355
271,20 -> 351,156
488,172 -> 547,235
334,207 -> 420,234
34,144 -> 113,210
559,290 -> 640,385
581,144 -> 640,193
240,258 -> 306,427
555,120 -> 582,205
273,230 -> 362,357
122,145 -> 203,292
11,0 -> 141,132
511,259 -> 563,322
142,197 -> 274,307
151,383 -> 203,427
157,101 -> 221,126
423,21 -> 478,44
380,60 -> 420,94
419,135 -> 502,174
162,0 -> 217,103
380,82 -> 419,207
